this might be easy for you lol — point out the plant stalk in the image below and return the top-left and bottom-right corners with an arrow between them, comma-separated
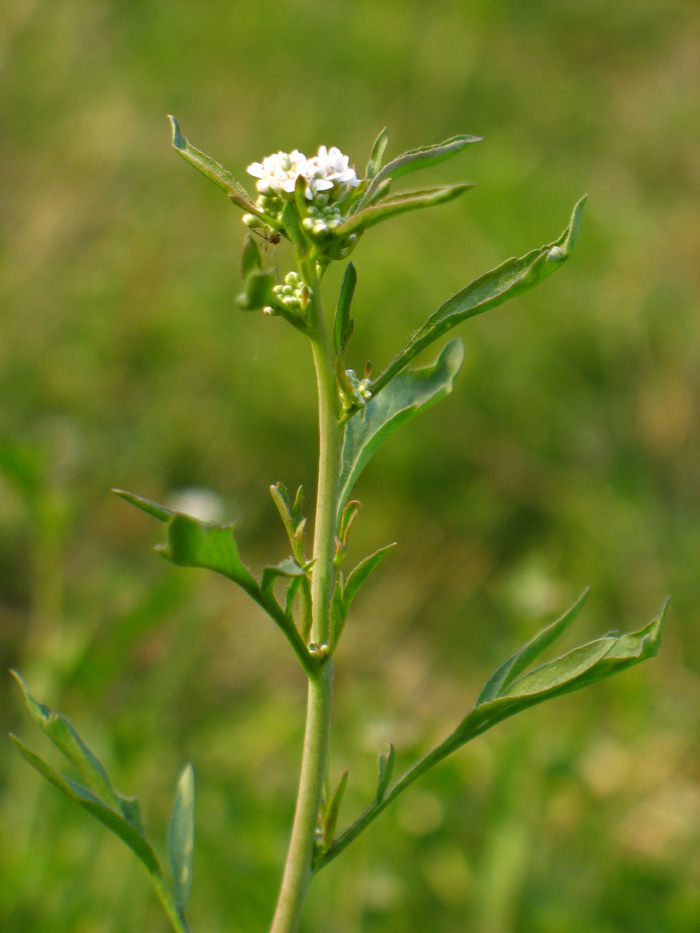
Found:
269,265 -> 342,933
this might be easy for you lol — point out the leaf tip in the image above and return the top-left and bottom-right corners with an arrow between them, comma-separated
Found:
168,115 -> 184,150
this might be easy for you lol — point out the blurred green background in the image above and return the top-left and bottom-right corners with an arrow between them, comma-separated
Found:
2,1 -> 699,930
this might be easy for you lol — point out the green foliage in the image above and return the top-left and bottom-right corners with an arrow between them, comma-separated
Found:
169,764 -> 195,917
10,674 -> 191,933
371,195 -> 587,394
338,339 -> 465,515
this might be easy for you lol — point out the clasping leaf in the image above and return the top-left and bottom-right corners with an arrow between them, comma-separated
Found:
337,339 -> 465,516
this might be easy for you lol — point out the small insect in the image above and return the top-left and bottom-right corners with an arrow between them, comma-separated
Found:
252,226 -> 281,250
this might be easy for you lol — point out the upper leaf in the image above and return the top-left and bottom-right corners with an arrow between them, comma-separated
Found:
169,115 -> 256,212
333,183 -> 474,238
365,128 -> 389,180
371,195 -> 587,395
357,134 -> 482,211
337,339 -> 465,516
169,764 -> 195,916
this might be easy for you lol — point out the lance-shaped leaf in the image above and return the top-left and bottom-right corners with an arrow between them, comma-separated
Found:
321,769 -> 349,851
366,127 -> 389,180
334,262 -> 357,357
338,339 -> 465,516
169,115 -> 256,213
169,764 -> 195,916
10,735 -> 161,874
476,588 -> 590,705
11,671 -> 141,825
371,195 -> 587,395
330,544 -> 395,652
241,234 -> 263,278
458,598 -> 667,741
376,744 -> 396,803
270,483 -> 307,563
333,183 -> 474,238
314,598 -> 666,873
357,134 -> 482,210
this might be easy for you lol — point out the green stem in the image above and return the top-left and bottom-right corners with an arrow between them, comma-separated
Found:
150,871 -> 192,933
269,263 -> 342,933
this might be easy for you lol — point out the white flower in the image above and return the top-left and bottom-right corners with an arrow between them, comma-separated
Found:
246,149 -> 310,197
247,145 -> 359,203
307,146 -> 359,190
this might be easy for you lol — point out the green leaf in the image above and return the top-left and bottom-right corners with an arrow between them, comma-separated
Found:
338,339 -> 465,515
476,588 -> 590,705
10,735 -> 162,876
169,764 -> 195,916
371,195 -> 587,395
160,514 -> 259,596
115,493 -> 319,678
270,483 -> 307,563
260,557 -> 306,595
241,235 -> 263,278
359,134 -> 482,209
376,744 -> 395,803
334,262 -> 357,357
459,598 -> 667,742
322,769 -> 349,850
343,543 -> 396,611
366,128 -> 389,180
169,115 -> 255,210
113,489 -> 173,522
235,269 -> 277,311
11,671 -> 132,820
335,183 -> 474,237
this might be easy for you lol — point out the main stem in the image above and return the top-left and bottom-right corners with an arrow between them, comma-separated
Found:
269,266 -> 341,933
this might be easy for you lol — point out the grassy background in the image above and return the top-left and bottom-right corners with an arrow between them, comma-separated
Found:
2,1 -> 699,930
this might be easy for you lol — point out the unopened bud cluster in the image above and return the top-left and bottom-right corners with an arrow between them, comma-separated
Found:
345,370 -> 373,406
270,272 -> 310,315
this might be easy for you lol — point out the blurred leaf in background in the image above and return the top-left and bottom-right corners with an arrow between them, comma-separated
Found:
2,1 -> 699,931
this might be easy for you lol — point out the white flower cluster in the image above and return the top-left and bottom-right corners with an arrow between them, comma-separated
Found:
247,146 -> 359,203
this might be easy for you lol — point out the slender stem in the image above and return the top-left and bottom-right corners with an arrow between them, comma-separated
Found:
269,263 -> 342,933
150,871 -> 192,933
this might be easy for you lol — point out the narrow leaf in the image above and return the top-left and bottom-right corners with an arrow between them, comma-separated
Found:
366,128 -> 389,179
113,489 -> 173,522
459,599 -> 667,742
334,263 -> 357,357
11,671 -> 123,815
241,235 -> 263,278
343,543 -> 396,612
9,735 -> 161,877
476,588 -> 590,705
362,134 -> 482,206
322,769 -> 349,850
169,764 -> 195,915
376,744 -> 395,802
335,183 -> 474,237
329,577 -> 346,653
338,339 -> 465,515
169,115 -> 253,203
372,195 -> 587,395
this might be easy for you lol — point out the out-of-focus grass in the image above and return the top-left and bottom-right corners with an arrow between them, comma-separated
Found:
2,1 -> 699,930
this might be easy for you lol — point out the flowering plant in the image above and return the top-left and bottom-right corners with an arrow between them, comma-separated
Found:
10,117 -> 666,933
